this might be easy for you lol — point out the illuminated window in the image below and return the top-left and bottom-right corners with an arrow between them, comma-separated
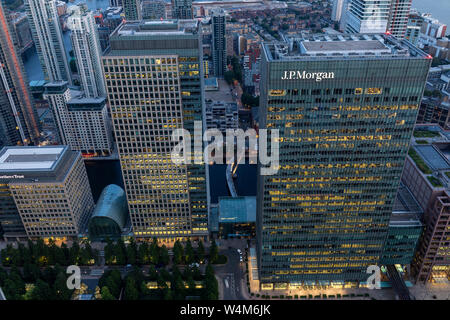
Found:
269,89 -> 286,96
365,88 -> 382,94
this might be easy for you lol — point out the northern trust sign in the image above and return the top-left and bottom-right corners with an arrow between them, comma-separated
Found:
281,70 -> 335,81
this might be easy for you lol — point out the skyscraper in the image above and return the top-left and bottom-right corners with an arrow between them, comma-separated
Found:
387,0 -> 413,38
257,34 -> 431,288
102,20 -> 209,240
0,145 -> 94,240
142,0 -> 166,20
43,81 -> 113,156
67,4 -> 106,98
331,0 -> 345,22
211,8 -> 226,78
342,0 -> 391,34
405,11 -> 423,46
172,0 -> 193,20
0,3 -> 40,147
123,0 -> 142,20
25,0 -> 72,84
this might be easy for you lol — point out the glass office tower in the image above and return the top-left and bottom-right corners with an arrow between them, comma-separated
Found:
102,20 -> 209,240
257,34 -> 431,288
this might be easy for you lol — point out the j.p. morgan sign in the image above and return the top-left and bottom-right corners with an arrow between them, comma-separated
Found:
281,70 -> 335,81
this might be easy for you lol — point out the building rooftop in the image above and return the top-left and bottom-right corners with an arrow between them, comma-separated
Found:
105,20 -> 201,55
302,40 -> 390,54
263,34 -> 430,61
205,79 -> 234,102
67,96 -> 107,111
0,146 -> 66,171
112,20 -> 199,37
204,77 -> 218,89
414,145 -> 450,171
219,196 -> 256,223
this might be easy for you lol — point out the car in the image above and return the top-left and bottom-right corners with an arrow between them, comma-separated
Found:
237,249 -> 242,254
239,257 -> 243,262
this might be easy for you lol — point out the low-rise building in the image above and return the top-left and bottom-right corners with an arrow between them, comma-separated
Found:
141,0 -> 166,19
88,184 -> 130,240
401,131 -> 450,283
417,97 -> 450,129
205,100 -> 238,133
218,196 -> 256,238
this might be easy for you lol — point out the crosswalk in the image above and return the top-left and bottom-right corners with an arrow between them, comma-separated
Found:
90,269 -> 104,276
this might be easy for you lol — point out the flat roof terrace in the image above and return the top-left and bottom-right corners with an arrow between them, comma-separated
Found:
0,147 -> 66,172
113,20 -> 199,37
414,145 -> 450,171
263,33 -> 429,61
301,40 -> 390,54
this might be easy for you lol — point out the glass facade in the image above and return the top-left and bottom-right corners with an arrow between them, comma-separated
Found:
257,35 -> 431,286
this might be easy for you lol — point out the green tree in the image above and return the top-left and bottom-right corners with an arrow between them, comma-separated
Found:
162,287 -> 172,300
8,266 -> 25,295
0,267 -> 7,286
159,245 -> 170,266
241,93 -> 259,108
171,266 -> 185,300
209,240 -> 219,263
138,242 -> 150,265
113,239 -> 127,265
23,263 -> 41,282
69,241 -> 80,265
192,265 -> 202,281
99,269 -> 122,299
173,240 -> 184,265
186,276 -> 196,295
224,70 -> 234,85
53,272 -> 73,300
60,243 -> 70,265
124,277 -> 139,300
126,240 -> 137,265
3,278 -> 24,300
105,277 -> 120,298
150,238 -> 160,264
42,266 -> 58,285
185,240 -> 195,265
18,242 -> 30,265
197,240 -> 205,262
31,279 -> 54,300
202,264 -> 218,300
101,286 -> 116,300
104,238 -> 114,265
147,265 -> 157,280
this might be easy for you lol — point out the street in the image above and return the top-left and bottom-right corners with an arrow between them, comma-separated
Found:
213,239 -> 249,300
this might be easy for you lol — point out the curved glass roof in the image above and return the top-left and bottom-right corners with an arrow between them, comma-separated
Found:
88,184 -> 128,238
